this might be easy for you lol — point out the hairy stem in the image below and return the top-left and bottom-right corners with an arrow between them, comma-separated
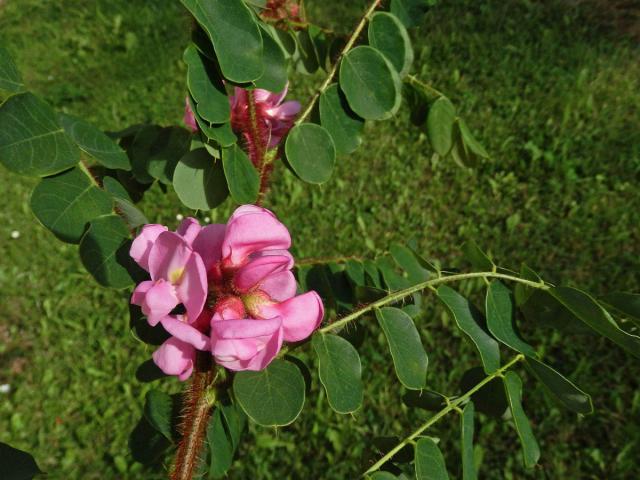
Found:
295,0 -> 383,125
319,271 -> 549,334
362,354 -> 525,476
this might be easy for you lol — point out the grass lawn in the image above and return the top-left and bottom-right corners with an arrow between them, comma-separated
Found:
1,0 -> 639,478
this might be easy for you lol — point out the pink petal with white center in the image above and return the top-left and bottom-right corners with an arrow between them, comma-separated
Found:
175,253 -> 207,322
257,291 -> 324,342
160,316 -> 210,351
148,231 -> 192,282
192,224 -> 226,271
141,279 -> 179,326
234,254 -> 293,292
259,270 -> 297,302
130,224 -> 168,271
152,337 -> 195,381
177,217 -> 201,245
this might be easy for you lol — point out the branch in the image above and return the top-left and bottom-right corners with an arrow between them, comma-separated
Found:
319,271 -> 549,334
295,0 -> 384,125
361,354 -> 526,477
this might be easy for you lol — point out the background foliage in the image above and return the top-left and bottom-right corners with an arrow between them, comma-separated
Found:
0,0 -> 639,478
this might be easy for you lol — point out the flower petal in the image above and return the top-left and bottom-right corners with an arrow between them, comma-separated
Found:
192,224 -> 226,271
175,253 -> 208,322
160,316 -> 210,350
152,337 -> 195,381
177,217 -> 201,245
131,280 -> 153,306
234,254 -> 293,292
257,291 -> 324,342
148,231 -> 192,282
130,224 -> 168,271
259,270 -> 297,302
141,279 -> 179,326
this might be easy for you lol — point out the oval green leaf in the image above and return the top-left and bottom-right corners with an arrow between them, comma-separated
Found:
376,307 -> 428,389
437,285 -> 500,374
319,84 -> 364,155
183,44 -> 230,124
31,167 -> 113,244
389,243 -> 430,285
458,118 -> 489,159
339,46 -> 402,120
503,371 -> 540,469
390,0 -> 432,28
415,437 -> 450,480
285,123 -> 336,184
486,281 -> 536,357
427,96 -> 456,156
143,390 -> 174,441
173,148 -> 228,210
461,402 -> 477,480
0,46 -> 24,93
311,333 -> 363,414
221,144 -> 259,204
461,239 -> 494,271
233,359 -> 305,426
368,12 -> 414,78
254,26 -> 288,92
460,367 -> 508,418
0,92 -> 79,176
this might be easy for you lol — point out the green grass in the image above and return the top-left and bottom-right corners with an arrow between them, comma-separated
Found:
1,0 -> 639,478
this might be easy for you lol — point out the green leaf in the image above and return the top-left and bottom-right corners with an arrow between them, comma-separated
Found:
233,359 -> 305,426
0,92 -> 79,176
0,47 -> 24,93
221,144 -> 259,204
437,285 -> 500,374
339,46 -> 402,120
145,127 -> 192,185
196,117 -> 237,148
204,400 -> 246,479
103,177 -> 149,229
183,44 -> 230,124
368,12 -> 414,78
460,367 -> 508,418
486,281 -> 536,357
184,0 -> 263,83
319,84 -> 364,155
457,119 -> 489,159
345,259 -> 366,286
285,123 -> 336,184
254,26 -> 288,92
294,28 -> 320,74
514,264 -> 542,307
426,96 -> 456,156
599,292 -> 640,326
376,307 -> 428,389
503,371 -> 540,469
549,287 -> 640,358
143,390 -> 174,441
402,389 -> 446,411
525,357 -> 593,414
0,442 -> 42,480
58,113 -> 130,170
520,289 -> 593,335
311,333 -> 363,414
370,473 -> 398,480
173,148 -> 228,210
376,255 -> 411,291
79,214 -> 135,289
390,0 -> 433,28
415,437 -> 450,480
389,243 -> 430,285
461,402 -> 477,480
30,167 -> 113,243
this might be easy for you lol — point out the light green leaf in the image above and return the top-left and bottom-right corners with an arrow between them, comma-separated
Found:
0,46 -> 24,93
376,307 -> 428,389
486,281 -> 536,357
173,148 -> 228,210
458,119 -> 489,159
319,84 -> 364,155
183,44 -> 230,124
437,285 -> 500,374
102,177 -> 148,229
285,123 -> 336,184
221,144 -> 259,204
233,359 -> 305,426
58,113 -> 130,170
415,437 -> 450,480
143,390 -> 173,441
368,12 -> 414,77
30,167 -> 113,243
311,333 -> 363,414
426,96 -> 456,156
503,371 -> 540,469
339,46 -> 402,120
0,92 -> 79,176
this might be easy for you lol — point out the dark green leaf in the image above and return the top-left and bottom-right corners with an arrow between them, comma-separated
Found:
460,240 -> 494,271
195,117 -> 237,147
128,415 -> 171,465
285,123 -> 336,184
376,307 -> 428,389
390,243 -> 430,285
183,44 -> 230,124
233,359 -> 305,426
520,289 -> 594,335
205,400 -> 246,479
460,367 -> 508,418
376,255 -> 411,291
0,442 -> 42,480
184,0 -> 264,83
437,285 -> 500,374
368,12 -> 413,77
402,389 -> 446,411
30,167 -> 113,243
319,84 -> 364,155
0,92 -> 79,176
339,46 -> 402,120
486,281 -> 536,357
254,26 -> 288,92
503,371 -> 540,468
58,113 -> 130,170
426,96 -> 456,156
144,390 -> 174,441
145,127 -> 192,185
514,264 -> 542,307
549,286 -> 640,358
294,28 -> 319,74
0,47 -> 24,93
600,292 -> 640,326
345,259 -> 366,286
222,144 -> 259,204
461,402 -> 477,480
312,333 -> 363,414
525,357 -> 593,414
415,437 -> 449,480
458,118 -> 489,159
173,148 -> 228,210
104,177 -> 149,229
390,0 -> 434,28
79,214 -> 135,288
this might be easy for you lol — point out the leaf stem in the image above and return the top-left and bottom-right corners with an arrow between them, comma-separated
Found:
405,74 -> 446,100
361,354 -> 526,477
319,271 -> 549,334
295,0 -> 383,125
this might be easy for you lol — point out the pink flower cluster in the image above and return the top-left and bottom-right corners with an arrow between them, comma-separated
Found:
130,206 -> 323,380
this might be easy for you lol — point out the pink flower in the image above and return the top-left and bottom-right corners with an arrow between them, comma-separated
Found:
183,97 -> 198,133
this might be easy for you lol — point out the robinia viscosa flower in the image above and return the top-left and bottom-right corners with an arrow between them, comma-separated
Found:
130,206 -> 323,379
